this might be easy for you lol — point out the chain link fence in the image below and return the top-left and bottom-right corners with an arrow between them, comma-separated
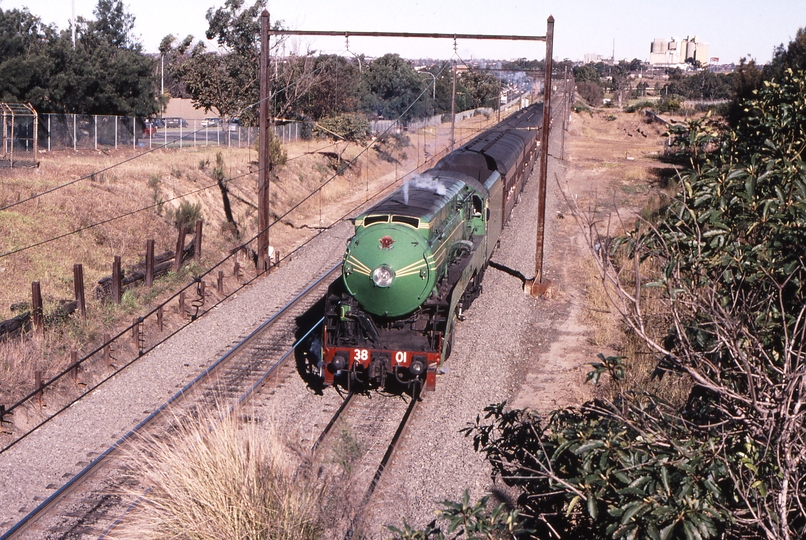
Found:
36,109 -> 498,153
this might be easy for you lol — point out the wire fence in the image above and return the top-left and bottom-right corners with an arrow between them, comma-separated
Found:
37,109 -> 498,152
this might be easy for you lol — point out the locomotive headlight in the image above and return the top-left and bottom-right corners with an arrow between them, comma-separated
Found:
371,265 -> 395,287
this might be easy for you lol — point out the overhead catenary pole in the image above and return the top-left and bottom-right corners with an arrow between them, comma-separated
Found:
450,59 -> 457,150
531,15 -> 554,297
257,10 -> 272,273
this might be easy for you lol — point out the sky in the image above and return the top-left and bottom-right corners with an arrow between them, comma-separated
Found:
1,0 -> 804,64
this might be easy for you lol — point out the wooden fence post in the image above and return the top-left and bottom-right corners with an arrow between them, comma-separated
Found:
31,281 -> 43,333
179,291 -> 186,317
157,305 -> 164,332
112,256 -> 122,304
174,230 -> 185,273
217,270 -> 224,294
145,239 -> 155,287
194,220 -> 203,262
73,264 -> 86,319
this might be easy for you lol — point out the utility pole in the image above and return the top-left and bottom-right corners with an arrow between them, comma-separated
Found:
257,10 -> 271,273
450,59 -> 457,150
531,15 -> 554,297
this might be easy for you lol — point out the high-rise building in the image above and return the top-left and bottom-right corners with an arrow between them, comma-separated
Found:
649,36 -> 709,67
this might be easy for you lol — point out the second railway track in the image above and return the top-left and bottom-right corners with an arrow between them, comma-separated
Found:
0,220 -> 355,538
2,263 -> 342,539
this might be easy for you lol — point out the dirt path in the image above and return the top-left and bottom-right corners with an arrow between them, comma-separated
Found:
510,107 -> 672,413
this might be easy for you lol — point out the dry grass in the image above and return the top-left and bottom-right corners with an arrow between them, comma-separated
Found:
567,108 -> 692,407
581,256 -> 616,349
115,407 -> 325,540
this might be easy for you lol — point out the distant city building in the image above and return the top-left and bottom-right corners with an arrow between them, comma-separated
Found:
649,36 -> 710,67
584,53 -> 605,64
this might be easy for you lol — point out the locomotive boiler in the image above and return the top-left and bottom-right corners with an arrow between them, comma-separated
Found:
320,103 -> 543,391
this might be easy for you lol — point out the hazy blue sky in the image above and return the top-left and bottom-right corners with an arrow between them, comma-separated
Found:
1,0 -> 804,64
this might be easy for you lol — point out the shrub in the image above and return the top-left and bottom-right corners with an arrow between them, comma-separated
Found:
174,200 -> 202,233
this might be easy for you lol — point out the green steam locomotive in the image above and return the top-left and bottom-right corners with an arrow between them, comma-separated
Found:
321,103 -> 543,391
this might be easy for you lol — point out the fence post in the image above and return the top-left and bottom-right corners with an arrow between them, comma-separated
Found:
194,220 -> 203,262
179,290 -> 186,317
74,263 -> 86,319
31,281 -> 43,333
115,115 -> 118,149
47,114 -> 51,152
94,115 -> 98,150
73,114 -> 77,151
132,116 -> 136,149
157,305 -> 163,332
145,239 -> 155,287
174,230 -> 185,273
217,270 -> 224,294
112,255 -> 122,304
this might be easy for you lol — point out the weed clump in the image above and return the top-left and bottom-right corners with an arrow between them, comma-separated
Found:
120,409 -> 325,539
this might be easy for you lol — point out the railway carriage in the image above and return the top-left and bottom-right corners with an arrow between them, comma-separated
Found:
320,103 -> 543,391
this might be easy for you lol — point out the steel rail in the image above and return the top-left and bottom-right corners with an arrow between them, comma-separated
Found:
1,263 -> 341,540
344,387 -> 421,540
100,315 -> 331,540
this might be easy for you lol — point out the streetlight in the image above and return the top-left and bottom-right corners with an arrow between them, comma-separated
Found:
418,71 -> 436,99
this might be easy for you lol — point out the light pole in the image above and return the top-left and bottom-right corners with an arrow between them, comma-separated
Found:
418,71 -> 436,99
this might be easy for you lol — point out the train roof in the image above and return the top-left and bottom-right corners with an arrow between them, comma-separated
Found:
361,174 -> 466,224
436,104 -> 543,178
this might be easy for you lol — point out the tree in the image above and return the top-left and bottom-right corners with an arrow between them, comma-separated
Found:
92,0 -> 136,49
359,53 -> 431,120
298,54 -> 361,120
573,64 -> 599,84
576,81 -> 603,106
176,0 -> 264,121
765,27 -> 806,82
0,2 -> 158,116
157,34 -> 194,99
51,2 -> 158,116
458,69 -> 501,109
0,8 -> 55,107
174,0 -> 320,124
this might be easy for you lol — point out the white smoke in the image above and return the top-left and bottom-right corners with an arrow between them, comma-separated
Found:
402,175 -> 447,204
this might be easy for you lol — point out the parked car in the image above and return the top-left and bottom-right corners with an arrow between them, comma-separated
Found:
164,117 -> 188,128
227,117 -> 241,132
201,117 -> 222,127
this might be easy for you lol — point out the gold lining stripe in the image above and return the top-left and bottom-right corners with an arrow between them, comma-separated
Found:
346,256 -> 372,274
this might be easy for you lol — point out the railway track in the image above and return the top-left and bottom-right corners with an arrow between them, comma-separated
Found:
307,385 -> 421,539
1,263 -> 341,539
